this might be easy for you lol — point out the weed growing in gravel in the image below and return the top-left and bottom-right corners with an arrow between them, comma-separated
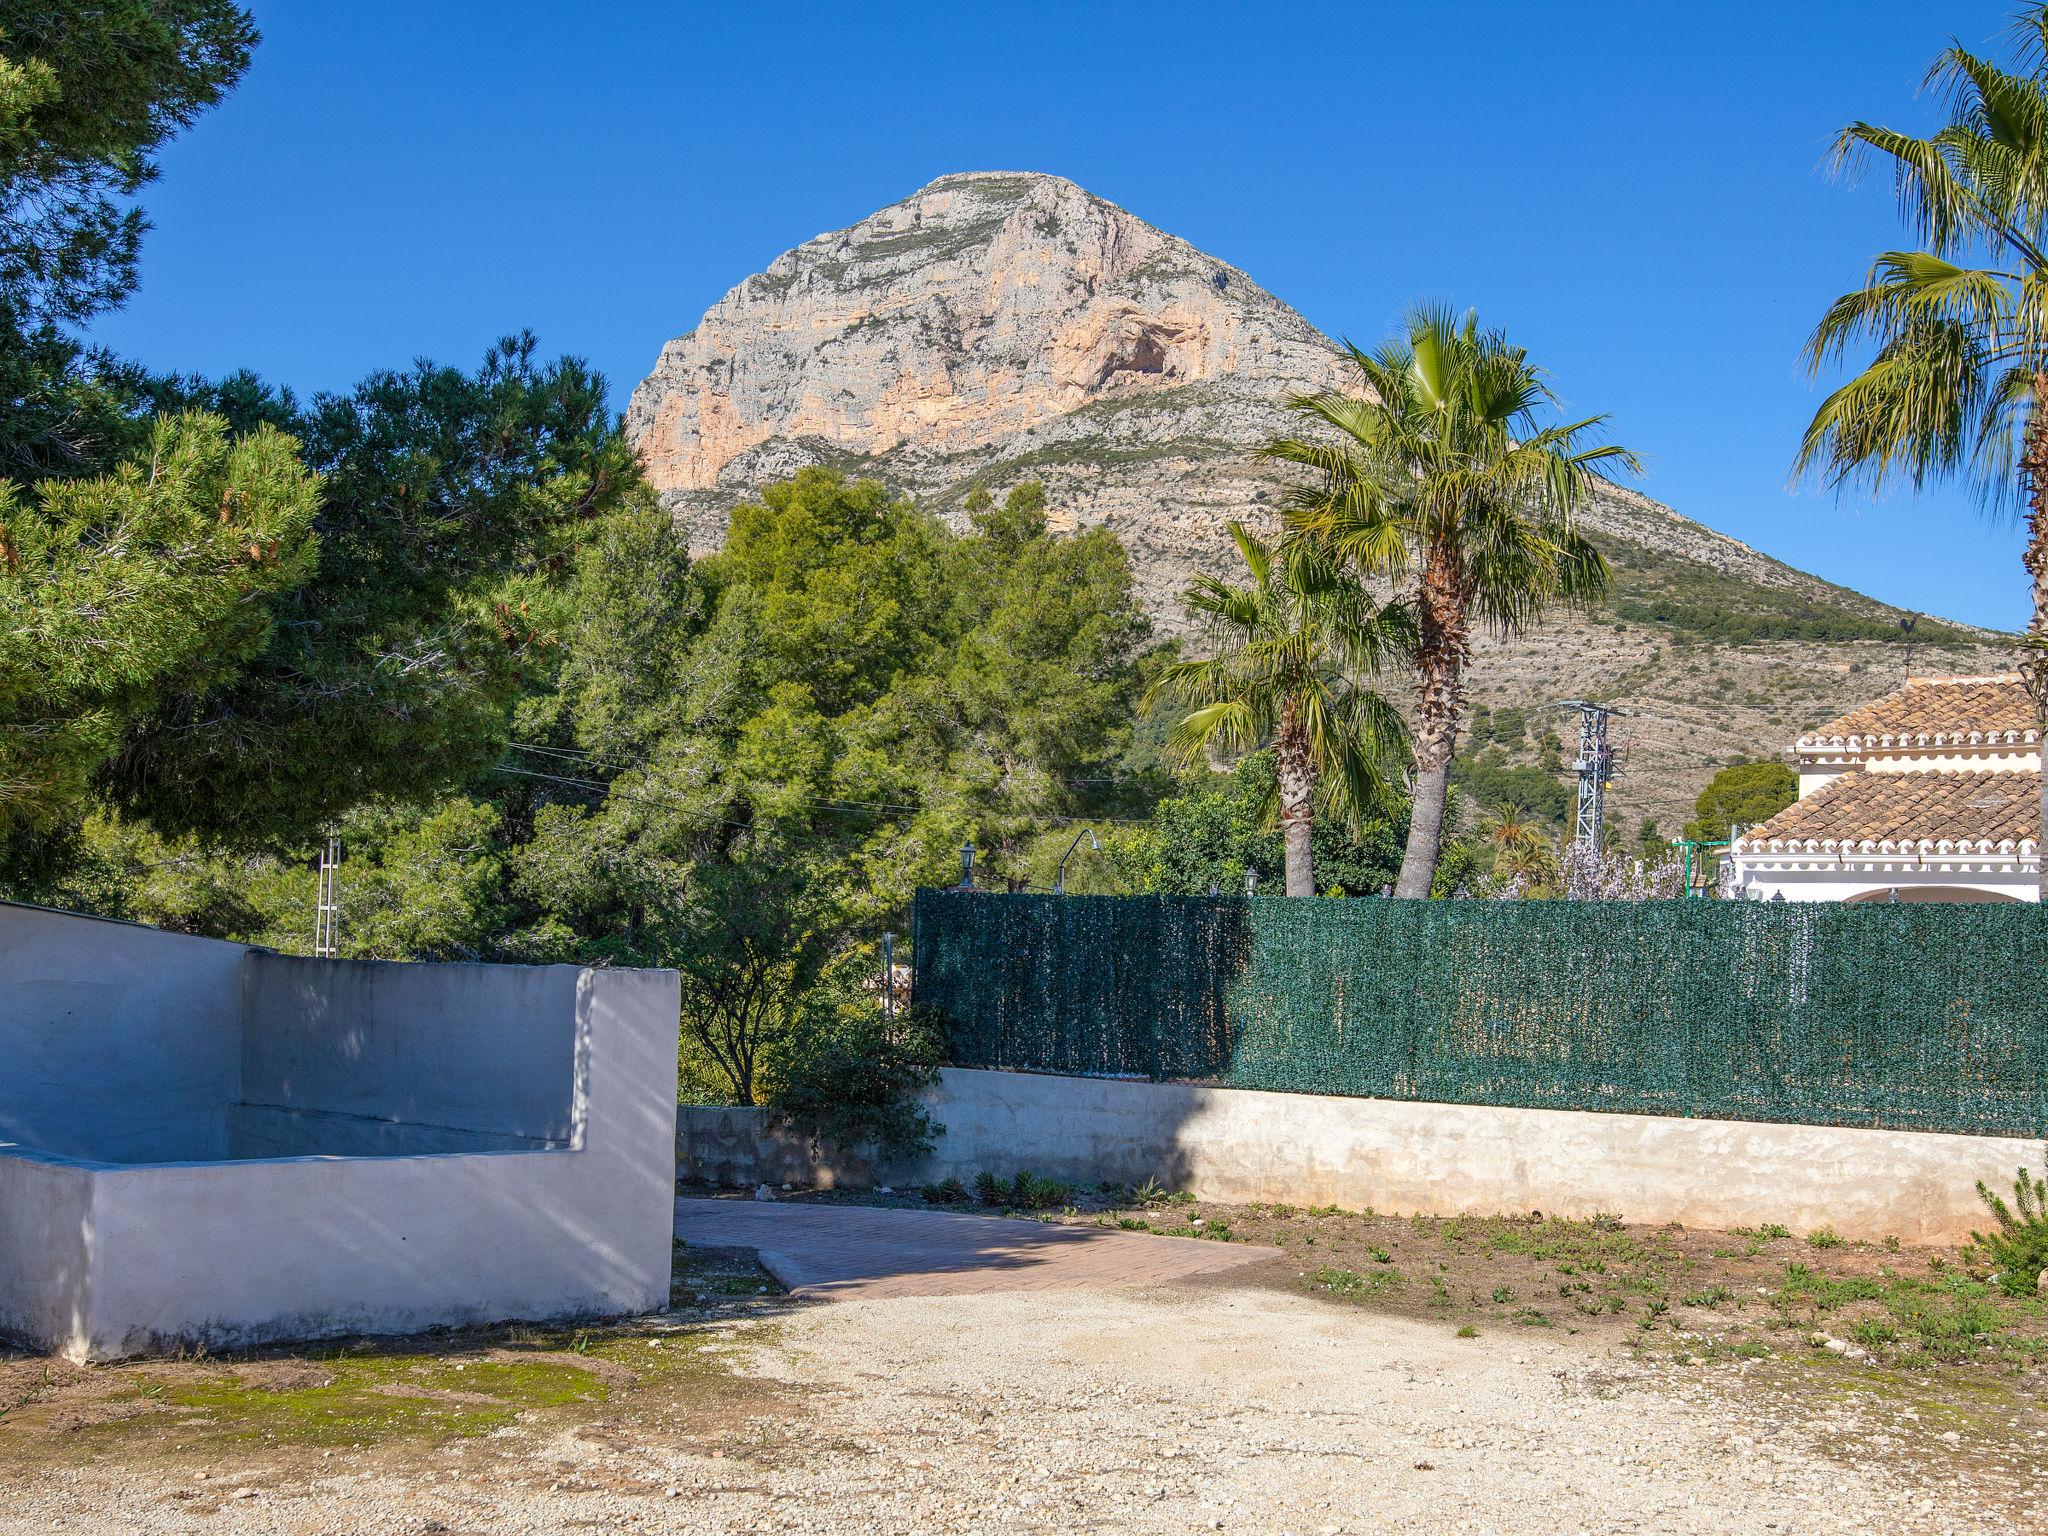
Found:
1130,1178 -> 1196,1209
1312,1266 -> 1404,1299
976,1171 -> 1070,1210
1806,1227 -> 1844,1250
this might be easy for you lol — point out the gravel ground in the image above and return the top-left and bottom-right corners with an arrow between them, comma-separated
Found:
2,1268 -> 2039,1535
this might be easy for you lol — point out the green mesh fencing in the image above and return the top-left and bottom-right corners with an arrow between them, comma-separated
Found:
910,890 -> 2048,1138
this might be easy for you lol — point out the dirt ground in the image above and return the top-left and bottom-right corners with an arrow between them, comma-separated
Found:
2,1203 -> 2045,1535
842,1179 -> 2048,1383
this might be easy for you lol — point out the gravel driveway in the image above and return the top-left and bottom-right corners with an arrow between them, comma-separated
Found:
4,1263 -> 2035,1535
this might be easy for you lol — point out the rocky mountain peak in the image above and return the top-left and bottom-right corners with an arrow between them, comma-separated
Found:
625,172 -> 2010,834
624,170 -> 1340,504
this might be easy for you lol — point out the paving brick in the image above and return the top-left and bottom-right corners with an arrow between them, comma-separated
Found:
675,1198 -> 1277,1300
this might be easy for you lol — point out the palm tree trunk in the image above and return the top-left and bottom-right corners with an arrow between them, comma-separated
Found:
1394,553 -> 1469,899
1277,695 -> 1315,897
2020,373 -> 2048,902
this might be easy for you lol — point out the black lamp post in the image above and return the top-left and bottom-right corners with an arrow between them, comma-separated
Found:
1054,828 -> 1100,894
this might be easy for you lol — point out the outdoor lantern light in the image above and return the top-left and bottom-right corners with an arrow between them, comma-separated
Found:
1245,869 -> 1258,897
1054,828 -> 1101,894
959,840 -> 975,890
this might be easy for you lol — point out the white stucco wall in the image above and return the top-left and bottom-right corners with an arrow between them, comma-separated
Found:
80,966 -> 679,1359
681,1069 -> 2040,1247
0,1149 -> 92,1358
237,952 -> 583,1155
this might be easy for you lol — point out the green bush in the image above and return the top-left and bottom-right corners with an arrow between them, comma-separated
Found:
975,1170 -> 1070,1209
1971,1161 -> 2048,1297
766,981 -> 944,1162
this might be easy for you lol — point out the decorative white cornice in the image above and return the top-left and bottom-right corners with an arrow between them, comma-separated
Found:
1732,833 -> 2037,863
1793,727 -> 2039,754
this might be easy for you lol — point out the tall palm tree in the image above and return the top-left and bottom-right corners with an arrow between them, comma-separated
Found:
1271,306 -> 1637,898
1797,8 -> 2048,897
1146,522 -> 1410,896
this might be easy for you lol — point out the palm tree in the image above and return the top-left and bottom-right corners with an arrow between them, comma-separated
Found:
1271,306 -> 1637,898
1145,522 -> 1410,896
1797,9 -> 2048,897
1480,804 -> 1560,893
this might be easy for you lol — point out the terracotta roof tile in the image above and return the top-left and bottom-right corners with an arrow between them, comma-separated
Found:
1737,769 -> 2038,854
1798,674 -> 2036,752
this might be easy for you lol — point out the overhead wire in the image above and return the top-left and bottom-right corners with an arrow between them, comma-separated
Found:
498,741 -> 1145,827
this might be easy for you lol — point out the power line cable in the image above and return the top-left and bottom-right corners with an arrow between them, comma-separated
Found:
500,741 -> 1143,827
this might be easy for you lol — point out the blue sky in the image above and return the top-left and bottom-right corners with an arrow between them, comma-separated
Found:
91,1 -> 2027,628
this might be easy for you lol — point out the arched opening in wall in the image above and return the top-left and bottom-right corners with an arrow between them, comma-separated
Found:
1841,886 -> 2024,904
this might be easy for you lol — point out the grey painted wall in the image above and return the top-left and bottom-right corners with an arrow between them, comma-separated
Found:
0,1150 -> 92,1357
0,902 -> 242,1162
68,965 -> 681,1360
0,901 -> 682,1359
238,953 -> 581,1155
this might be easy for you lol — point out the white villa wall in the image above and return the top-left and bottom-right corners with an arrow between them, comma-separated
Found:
1731,863 -> 2036,904
1865,749 -> 2040,774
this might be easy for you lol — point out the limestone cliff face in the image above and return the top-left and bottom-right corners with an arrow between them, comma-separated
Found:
626,171 -> 2012,832
625,171 -> 1346,614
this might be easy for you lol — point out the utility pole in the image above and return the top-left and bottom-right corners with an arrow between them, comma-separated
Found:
313,835 -> 341,957
1558,701 -> 1617,852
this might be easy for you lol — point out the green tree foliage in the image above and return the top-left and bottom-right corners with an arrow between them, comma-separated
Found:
1272,305 -> 1637,898
1972,1159 -> 2048,1296
1450,749 -> 1573,827
1476,804 -> 1559,895
1145,523 -> 1408,896
1684,760 -> 1796,842
498,471 -> 1157,1101
1104,750 -> 1430,900
0,1 -> 254,330
763,973 -> 944,1159
1797,7 -> 2048,893
111,336 -> 640,842
0,412 -> 318,835
0,2 -> 255,480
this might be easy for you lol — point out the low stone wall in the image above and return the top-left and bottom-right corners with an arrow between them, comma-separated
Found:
675,1067 -> 2046,1246
676,1104 -> 875,1190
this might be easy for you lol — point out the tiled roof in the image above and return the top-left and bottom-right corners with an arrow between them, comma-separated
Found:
1736,769 -> 2038,856
1797,674 -> 2037,754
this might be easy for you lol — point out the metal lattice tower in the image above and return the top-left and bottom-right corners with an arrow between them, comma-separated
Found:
1559,701 -> 1617,851
313,835 -> 341,957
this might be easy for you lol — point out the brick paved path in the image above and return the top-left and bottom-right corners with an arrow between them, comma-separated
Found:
675,1198 -> 1279,1300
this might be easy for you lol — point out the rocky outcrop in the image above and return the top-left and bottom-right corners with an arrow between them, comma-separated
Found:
625,172 -> 1350,613
626,171 -> 2013,831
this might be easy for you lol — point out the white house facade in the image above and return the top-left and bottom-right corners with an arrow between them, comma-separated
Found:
1725,674 -> 2040,904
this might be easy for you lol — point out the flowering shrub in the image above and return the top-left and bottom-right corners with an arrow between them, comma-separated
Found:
1558,841 -> 1687,901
